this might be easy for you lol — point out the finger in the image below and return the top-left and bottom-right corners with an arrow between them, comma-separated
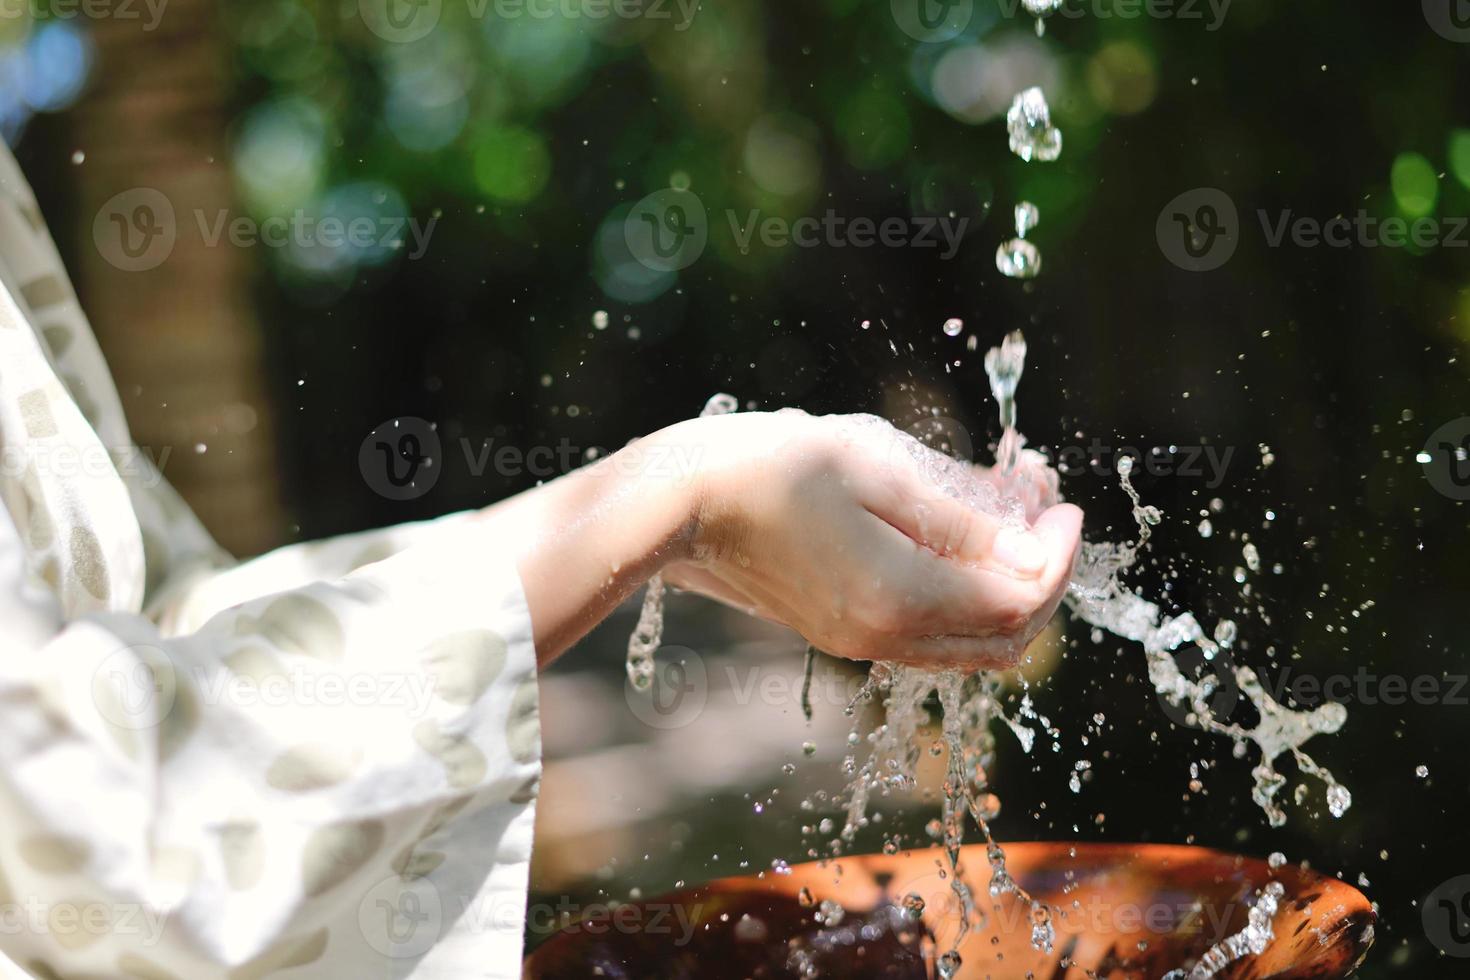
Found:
897,504 -> 1082,642
859,461 -> 1004,565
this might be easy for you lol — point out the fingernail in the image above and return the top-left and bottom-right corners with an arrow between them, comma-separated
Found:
992,527 -> 1047,576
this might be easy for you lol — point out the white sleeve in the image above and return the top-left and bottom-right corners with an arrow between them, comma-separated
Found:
0,516 -> 542,980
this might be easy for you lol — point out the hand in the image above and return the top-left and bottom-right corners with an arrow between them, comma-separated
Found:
662,411 -> 1082,668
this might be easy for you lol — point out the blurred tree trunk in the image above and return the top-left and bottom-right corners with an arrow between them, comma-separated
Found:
68,0 -> 284,556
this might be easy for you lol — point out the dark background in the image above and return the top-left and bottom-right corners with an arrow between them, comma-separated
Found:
7,0 -> 1468,974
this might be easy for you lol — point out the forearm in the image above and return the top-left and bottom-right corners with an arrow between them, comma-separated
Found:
478,423 -> 705,666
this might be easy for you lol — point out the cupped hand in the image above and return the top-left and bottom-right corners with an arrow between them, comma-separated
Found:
660,411 -> 1082,668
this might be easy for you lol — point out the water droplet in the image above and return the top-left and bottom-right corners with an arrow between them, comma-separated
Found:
798,887 -> 815,908
1213,619 -> 1237,647
592,310 -> 609,330
817,899 -> 845,926
1198,518 -> 1213,538
1415,764 -> 1429,779
1243,542 -> 1261,572
1268,851 -> 1287,869
937,950 -> 963,979
1014,201 -> 1039,238
901,893 -> 926,919
996,238 -> 1042,279
1325,782 -> 1352,818
802,741 -> 817,756
942,317 -> 964,337
1006,87 -> 1063,163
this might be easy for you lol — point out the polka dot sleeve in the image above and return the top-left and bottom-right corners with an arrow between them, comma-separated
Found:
0,517 -> 541,980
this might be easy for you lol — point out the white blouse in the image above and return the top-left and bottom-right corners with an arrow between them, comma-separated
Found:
0,143 -> 541,980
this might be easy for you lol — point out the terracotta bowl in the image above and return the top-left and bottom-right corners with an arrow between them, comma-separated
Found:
524,843 -> 1375,979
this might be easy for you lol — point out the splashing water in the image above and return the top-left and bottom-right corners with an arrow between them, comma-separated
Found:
1164,881 -> 1285,980
625,335 -> 1347,975
625,392 -> 739,689
1006,87 -> 1063,163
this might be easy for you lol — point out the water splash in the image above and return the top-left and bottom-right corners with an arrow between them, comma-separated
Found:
625,392 -> 739,689
1166,881 -> 1285,979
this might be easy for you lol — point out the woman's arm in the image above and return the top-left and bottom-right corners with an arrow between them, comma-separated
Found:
489,410 -> 1083,668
